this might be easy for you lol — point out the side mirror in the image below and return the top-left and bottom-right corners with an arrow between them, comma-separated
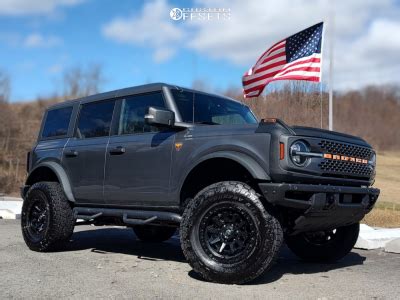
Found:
144,106 -> 175,127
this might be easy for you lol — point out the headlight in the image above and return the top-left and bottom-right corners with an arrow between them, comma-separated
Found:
369,153 -> 376,166
289,140 -> 310,166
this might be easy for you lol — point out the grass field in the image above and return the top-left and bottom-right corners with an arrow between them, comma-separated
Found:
362,152 -> 400,227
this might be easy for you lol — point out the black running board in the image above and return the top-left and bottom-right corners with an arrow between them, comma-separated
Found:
73,207 -> 182,226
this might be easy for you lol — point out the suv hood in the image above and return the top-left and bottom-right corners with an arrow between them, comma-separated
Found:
291,126 -> 371,148
188,122 -> 371,149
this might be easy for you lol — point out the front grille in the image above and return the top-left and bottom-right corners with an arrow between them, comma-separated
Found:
319,160 -> 373,177
318,140 -> 373,160
317,140 -> 374,180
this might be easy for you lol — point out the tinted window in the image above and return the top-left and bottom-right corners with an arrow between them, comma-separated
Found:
119,92 -> 166,135
76,101 -> 115,138
172,90 -> 258,125
41,106 -> 73,138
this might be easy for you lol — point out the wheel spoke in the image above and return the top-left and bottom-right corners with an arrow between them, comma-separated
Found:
219,242 -> 227,253
209,236 -> 221,245
26,196 -> 49,239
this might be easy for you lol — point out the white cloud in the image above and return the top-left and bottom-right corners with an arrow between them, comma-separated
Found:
327,18 -> 400,90
23,33 -> 62,48
102,0 -> 184,62
102,0 -> 400,89
0,0 -> 83,16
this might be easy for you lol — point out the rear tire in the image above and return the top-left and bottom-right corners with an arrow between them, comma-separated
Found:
285,223 -> 360,262
21,182 -> 75,252
132,225 -> 176,242
180,181 -> 283,284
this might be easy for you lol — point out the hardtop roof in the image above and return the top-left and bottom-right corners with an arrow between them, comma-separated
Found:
47,82 -> 242,110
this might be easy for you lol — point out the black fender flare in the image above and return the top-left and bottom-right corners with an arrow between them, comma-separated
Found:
180,150 -> 271,192
26,161 -> 75,202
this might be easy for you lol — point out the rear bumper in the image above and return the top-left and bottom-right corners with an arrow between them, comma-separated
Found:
258,183 -> 379,234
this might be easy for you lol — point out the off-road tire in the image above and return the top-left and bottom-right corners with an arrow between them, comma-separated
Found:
21,182 -> 75,251
285,223 -> 360,262
132,225 -> 176,242
180,181 -> 283,284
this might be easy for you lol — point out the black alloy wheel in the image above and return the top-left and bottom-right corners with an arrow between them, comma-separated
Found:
198,203 -> 258,264
286,223 -> 360,262
25,193 -> 50,243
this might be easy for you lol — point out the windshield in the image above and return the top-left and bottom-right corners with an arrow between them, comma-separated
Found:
171,90 -> 258,125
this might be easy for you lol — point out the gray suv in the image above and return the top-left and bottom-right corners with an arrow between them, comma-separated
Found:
21,83 -> 379,284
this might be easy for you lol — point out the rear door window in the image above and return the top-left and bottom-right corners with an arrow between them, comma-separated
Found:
75,100 -> 115,139
41,106 -> 73,138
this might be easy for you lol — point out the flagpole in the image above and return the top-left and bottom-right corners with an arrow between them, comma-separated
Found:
320,21 -> 326,129
328,3 -> 334,131
320,83 -> 323,129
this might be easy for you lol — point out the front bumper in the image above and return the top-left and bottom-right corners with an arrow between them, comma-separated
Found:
258,183 -> 380,234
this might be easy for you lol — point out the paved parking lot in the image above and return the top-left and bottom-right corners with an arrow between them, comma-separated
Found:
1,219 -> 399,299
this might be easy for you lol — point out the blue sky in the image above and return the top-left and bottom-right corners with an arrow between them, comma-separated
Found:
1,0 -> 400,102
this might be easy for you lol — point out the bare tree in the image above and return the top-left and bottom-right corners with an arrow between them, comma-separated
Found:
0,70 -> 10,102
63,64 -> 104,98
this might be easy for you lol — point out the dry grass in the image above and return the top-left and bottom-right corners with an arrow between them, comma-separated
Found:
362,152 -> 400,227
374,152 -> 400,205
363,209 -> 400,228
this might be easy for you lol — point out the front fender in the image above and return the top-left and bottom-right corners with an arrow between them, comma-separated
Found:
179,150 -> 271,192
198,151 -> 271,180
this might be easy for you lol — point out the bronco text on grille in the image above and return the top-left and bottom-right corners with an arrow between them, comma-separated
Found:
318,140 -> 375,179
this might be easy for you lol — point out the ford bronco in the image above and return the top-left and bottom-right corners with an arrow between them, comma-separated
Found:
21,83 -> 379,284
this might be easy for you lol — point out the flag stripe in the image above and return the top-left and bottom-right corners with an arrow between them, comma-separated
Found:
243,54 -> 321,88
244,74 -> 320,95
253,56 -> 287,75
258,43 -> 286,65
244,54 -> 321,84
243,64 -> 286,84
276,66 -> 321,77
255,52 -> 286,71
254,40 -> 286,66
243,54 -> 322,94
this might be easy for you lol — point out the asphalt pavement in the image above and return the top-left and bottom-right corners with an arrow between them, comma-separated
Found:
1,219 -> 399,299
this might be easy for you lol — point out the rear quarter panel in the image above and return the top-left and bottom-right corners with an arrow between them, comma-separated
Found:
31,138 -> 69,167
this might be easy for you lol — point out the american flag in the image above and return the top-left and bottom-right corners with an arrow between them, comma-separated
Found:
242,22 -> 324,98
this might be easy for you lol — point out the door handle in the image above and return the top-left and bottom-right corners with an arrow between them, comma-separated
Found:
65,150 -> 78,157
109,146 -> 126,155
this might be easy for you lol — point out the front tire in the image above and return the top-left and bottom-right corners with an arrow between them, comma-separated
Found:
285,223 -> 360,262
180,181 -> 283,284
132,225 -> 176,242
21,182 -> 75,252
